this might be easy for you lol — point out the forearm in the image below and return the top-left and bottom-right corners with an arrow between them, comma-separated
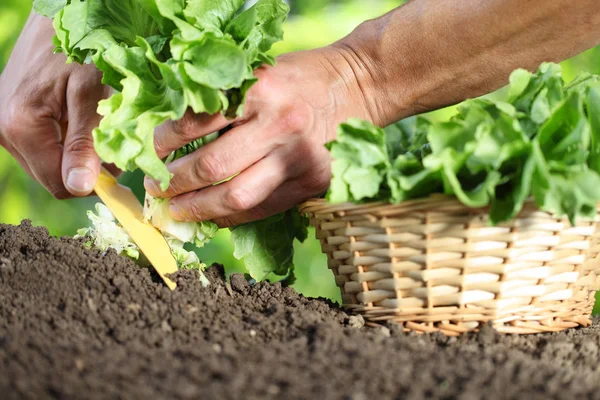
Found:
334,0 -> 600,126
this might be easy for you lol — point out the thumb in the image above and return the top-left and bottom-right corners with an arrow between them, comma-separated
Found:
62,121 -> 101,197
61,80 -> 104,196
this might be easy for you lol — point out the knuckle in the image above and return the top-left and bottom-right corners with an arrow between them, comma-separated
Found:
20,83 -> 57,114
184,201 -> 208,222
193,152 -> 225,184
65,134 -> 95,156
2,98 -> 56,143
172,111 -> 200,139
154,135 -> 169,157
277,103 -> 312,134
247,72 -> 281,106
251,69 -> 276,94
163,176 -> 183,196
226,188 -> 254,212
301,168 -> 331,194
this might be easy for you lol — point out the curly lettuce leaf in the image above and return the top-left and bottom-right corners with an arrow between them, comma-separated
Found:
326,119 -> 390,203
384,115 -> 431,160
226,0 -> 289,66
183,0 -> 245,32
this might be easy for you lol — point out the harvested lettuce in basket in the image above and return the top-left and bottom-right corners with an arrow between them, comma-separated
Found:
327,63 -> 600,225
35,0 -> 306,283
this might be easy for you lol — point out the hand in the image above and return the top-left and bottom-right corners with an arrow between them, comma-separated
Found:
0,12 -> 110,199
146,47 -> 378,227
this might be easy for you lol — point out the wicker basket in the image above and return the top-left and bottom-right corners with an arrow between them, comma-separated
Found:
299,196 -> 600,335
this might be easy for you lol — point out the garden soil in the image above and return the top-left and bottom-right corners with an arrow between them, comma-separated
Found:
2,221 -> 600,400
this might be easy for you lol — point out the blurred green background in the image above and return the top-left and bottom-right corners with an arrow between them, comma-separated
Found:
2,0 -> 600,306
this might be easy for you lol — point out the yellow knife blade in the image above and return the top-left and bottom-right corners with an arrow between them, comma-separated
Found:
94,167 -> 178,290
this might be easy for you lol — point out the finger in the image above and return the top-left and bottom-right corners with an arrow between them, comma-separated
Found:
145,120 -> 273,197
62,72 -> 104,196
212,168 -> 331,227
154,110 -> 233,159
13,119 -> 69,199
212,182 -> 303,228
167,154 -> 288,223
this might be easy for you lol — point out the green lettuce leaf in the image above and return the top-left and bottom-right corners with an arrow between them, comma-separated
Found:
326,119 -> 390,203
184,0 -> 244,32
226,0 -> 289,66
586,84 -> 600,173
33,0 -> 68,18
230,209 -> 308,282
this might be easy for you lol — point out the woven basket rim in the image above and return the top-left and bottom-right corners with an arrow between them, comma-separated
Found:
300,194 -> 527,216
299,195 -> 599,221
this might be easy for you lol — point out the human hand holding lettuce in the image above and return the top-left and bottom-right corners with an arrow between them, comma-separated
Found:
2,0 -> 600,285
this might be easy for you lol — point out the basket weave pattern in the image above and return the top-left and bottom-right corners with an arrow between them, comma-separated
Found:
300,197 -> 600,335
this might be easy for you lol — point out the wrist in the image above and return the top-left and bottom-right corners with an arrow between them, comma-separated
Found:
328,6 -> 465,127
328,17 -> 415,128
324,38 -> 389,128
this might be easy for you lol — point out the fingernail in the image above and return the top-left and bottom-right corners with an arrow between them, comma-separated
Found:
144,177 -> 160,195
169,202 -> 185,221
66,167 -> 95,195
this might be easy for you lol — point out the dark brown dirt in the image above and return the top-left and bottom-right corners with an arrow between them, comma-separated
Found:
2,221 -> 600,400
